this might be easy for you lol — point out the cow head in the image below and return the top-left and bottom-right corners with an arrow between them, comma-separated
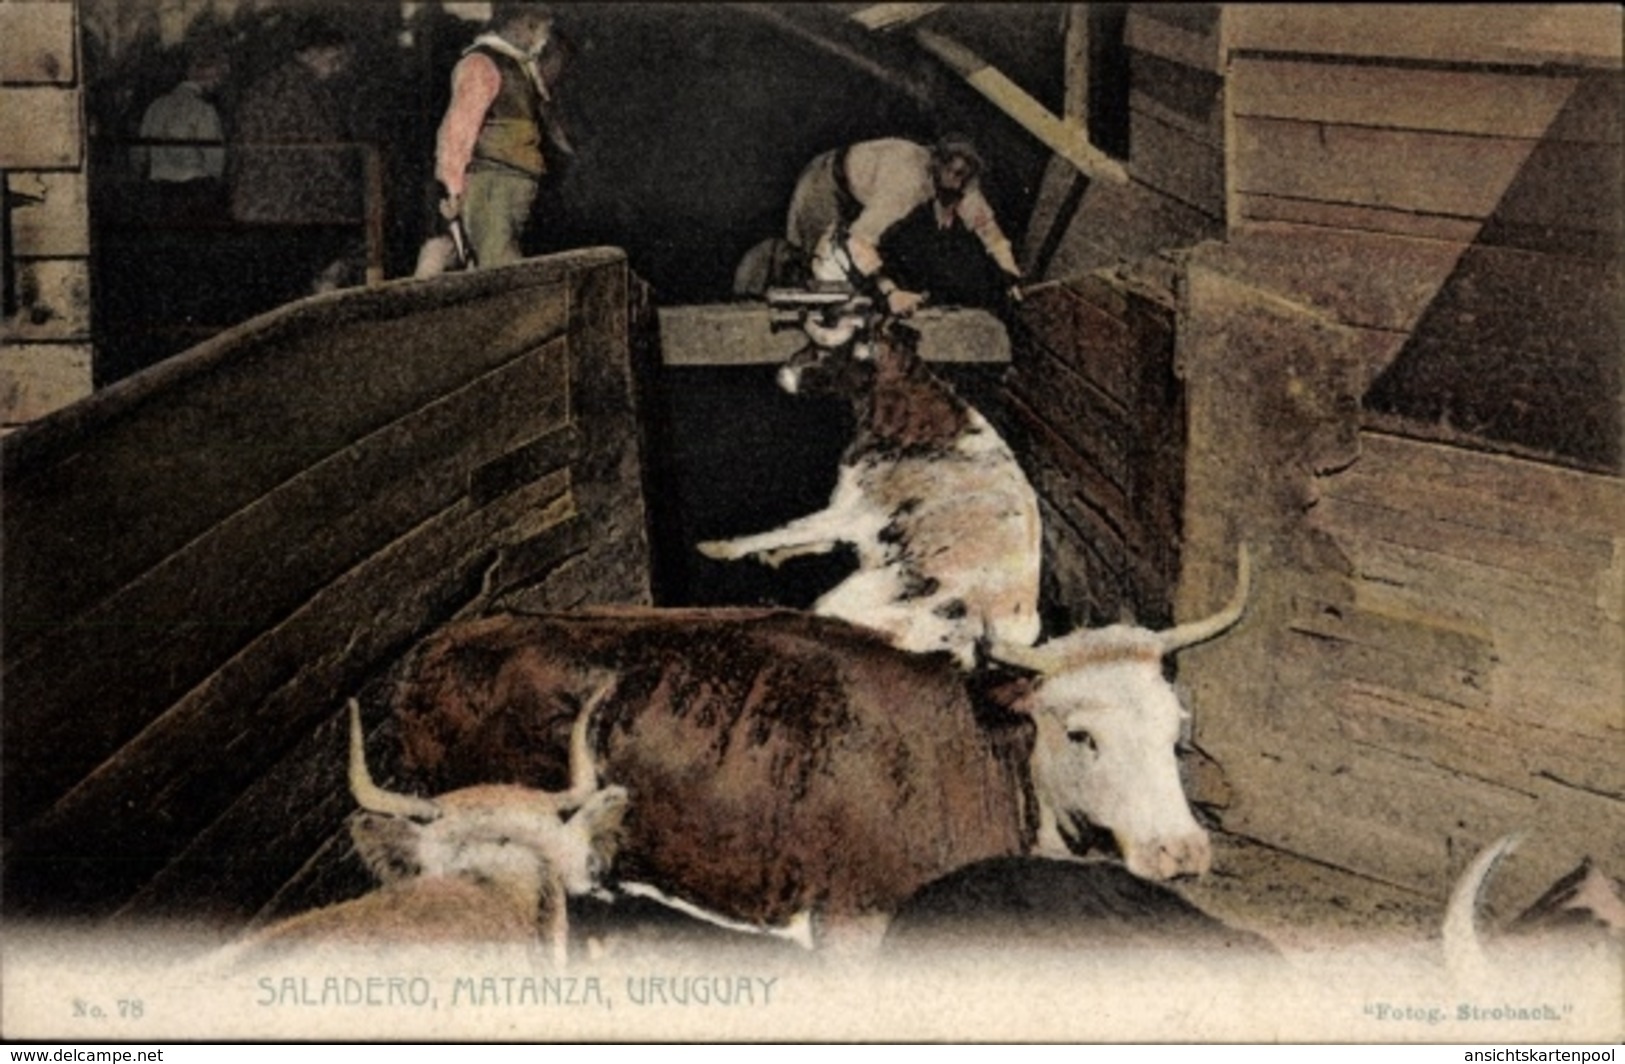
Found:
778,318 -> 921,396
345,678 -> 629,947
988,547 -> 1251,880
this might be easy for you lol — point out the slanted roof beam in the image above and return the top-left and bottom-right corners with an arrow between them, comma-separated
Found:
911,27 -> 1128,185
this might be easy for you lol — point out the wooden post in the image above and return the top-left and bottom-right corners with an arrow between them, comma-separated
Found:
363,143 -> 385,287
913,27 -> 1128,185
1063,3 -> 1089,128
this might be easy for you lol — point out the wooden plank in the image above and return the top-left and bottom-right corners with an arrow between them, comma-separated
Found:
1217,734 -> 1619,907
1131,47 -> 1228,147
1315,495 -> 1603,598
2,280 -> 571,662
1130,107 -> 1226,220
2,350 -> 572,828
5,259 -> 90,341
1027,165 -> 1223,282
0,3 -> 77,84
1191,227 -> 1469,334
1128,80 -> 1223,151
1288,604 -> 1493,713
1238,116 -> 1621,239
1238,194 -> 1486,244
1227,5 -> 1623,70
1011,346 -> 1134,491
1336,683 -> 1621,797
0,343 -> 91,424
1124,9 -> 1221,73
1059,282 -> 1141,402
113,704 -> 370,932
1232,59 -> 1605,142
1322,541 -> 1624,730
1011,394 -> 1132,546
1235,116 -> 1535,219
657,304 -> 1010,365
1343,538 -> 1618,650
0,87 -> 80,168
6,171 -> 90,256
1037,496 -> 1130,630
550,257 -> 653,611
848,3 -> 945,31
913,28 -> 1129,185
3,484 -> 577,916
1324,432 -> 1625,544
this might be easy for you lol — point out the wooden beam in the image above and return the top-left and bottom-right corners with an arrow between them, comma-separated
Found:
1063,3 -> 1089,126
913,28 -> 1128,185
657,304 -> 1010,365
734,5 -> 933,108
849,3 -> 946,32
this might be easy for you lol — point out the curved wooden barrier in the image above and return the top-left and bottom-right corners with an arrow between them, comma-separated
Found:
2,248 -> 652,930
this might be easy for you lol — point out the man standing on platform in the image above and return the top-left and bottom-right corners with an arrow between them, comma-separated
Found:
433,3 -> 571,269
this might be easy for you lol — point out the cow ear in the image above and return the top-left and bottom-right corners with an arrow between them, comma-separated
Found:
349,812 -> 424,884
569,785 -> 630,868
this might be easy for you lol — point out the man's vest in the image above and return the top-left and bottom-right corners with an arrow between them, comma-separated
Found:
470,45 -> 546,178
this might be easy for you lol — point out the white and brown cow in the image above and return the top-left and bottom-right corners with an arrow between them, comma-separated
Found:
697,316 -> 1042,670
221,689 -> 627,971
385,556 -> 1249,948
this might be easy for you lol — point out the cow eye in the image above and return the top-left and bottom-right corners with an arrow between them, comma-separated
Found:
1067,727 -> 1098,753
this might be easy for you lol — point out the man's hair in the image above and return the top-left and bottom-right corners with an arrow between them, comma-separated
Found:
293,17 -> 349,54
184,41 -> 230,80
492,2 -> 555,29
931,133 -> 985,177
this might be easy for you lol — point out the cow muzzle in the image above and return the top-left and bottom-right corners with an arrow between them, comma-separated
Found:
1122,829 -> 1212,881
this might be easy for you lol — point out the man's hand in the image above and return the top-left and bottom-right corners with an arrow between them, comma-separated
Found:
439,192 -> 464,221
886,288 -> 927,317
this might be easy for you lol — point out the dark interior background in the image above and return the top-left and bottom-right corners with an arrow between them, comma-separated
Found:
87,3 -> 1114,611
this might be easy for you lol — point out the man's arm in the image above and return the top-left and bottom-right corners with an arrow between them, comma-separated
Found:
957,185 -> 1021,277
434,53 -> 502,198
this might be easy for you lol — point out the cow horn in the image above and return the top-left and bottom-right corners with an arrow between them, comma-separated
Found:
984,639 -> 1064,675
550,672 -> 617,811
1443,833 -> 1523,984
803,314 -> 862,349
347,699 -> 441,821
1157,544 -> 1252,654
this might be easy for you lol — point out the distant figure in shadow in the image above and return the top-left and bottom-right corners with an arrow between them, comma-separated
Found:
133,43 -> 230,222
231,17 -> 363,305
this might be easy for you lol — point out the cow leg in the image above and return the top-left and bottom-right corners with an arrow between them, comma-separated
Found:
814,911 -> 892,967
696,506 -> 858,566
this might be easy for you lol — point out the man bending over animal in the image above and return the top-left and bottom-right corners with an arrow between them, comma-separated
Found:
786,135 -> 1023,315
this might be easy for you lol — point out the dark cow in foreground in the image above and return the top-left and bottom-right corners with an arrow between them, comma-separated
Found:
881,856 -> 1276,960
1444,834 -> 1624,986
697,316 -> 1041,670
221,693 -> 627,971
388,560 -> 1250,945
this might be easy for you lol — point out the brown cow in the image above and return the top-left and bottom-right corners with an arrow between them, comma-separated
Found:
387,561 -> 1251,947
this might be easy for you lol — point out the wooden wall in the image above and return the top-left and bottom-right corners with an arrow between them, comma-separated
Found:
1,248 -> 654,930
1009,263 -> 1185,632
2,0 -> 95,425
1021,5 -> 1225,282
1009,3 -> 1623,905
1175,229 -> 1623,907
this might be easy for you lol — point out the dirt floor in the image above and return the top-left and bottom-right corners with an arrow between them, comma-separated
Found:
1182,832 -> 1443,951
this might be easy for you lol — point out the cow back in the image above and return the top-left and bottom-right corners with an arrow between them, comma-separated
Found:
390,607 -> 1034,927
